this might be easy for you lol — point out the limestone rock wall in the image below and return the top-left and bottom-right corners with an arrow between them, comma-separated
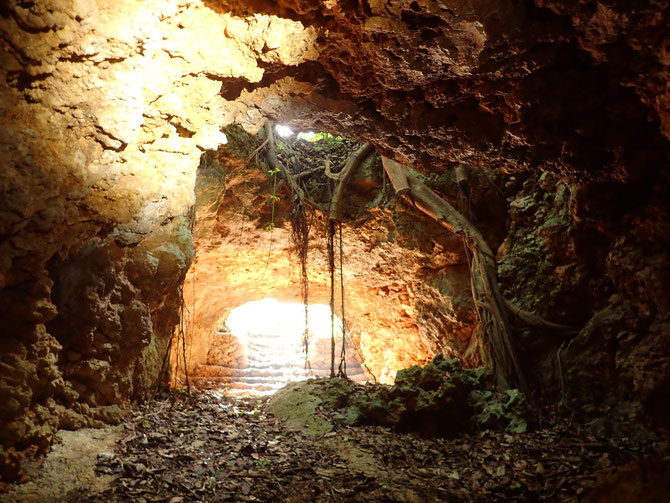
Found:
1,0 -> 668,483
498,170 -> 670,440
0,0 -> 318,481
179,138 -> 478,389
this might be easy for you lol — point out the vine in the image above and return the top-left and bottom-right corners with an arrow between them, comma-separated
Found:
262,123 -> 314,370
266,167 -> 280,231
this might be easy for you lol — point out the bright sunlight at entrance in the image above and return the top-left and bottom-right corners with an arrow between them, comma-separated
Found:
209,299 -> 369,396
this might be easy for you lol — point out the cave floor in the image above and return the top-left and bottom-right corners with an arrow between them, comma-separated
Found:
8,390 -> 661,503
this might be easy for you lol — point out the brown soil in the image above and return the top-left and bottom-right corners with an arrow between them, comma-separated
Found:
10,389 -> 658,503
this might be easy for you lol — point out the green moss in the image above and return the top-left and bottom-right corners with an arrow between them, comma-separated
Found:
269,358 -> 530,438
318,377 -> 357,409
394,365 -> 422,388
344,406 -> 362,425
266,381 -> 334,435
221,125 -> 259,159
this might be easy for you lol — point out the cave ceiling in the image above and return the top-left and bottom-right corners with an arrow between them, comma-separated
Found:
211,0 -> 670,183
3,0 -> 668,184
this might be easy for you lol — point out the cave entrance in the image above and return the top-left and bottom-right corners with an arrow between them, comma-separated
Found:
175,124 -> 470,395
199,298 -> 370,395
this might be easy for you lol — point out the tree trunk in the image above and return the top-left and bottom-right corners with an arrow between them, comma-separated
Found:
381,157 -> 530,396
328,143 -> 374,222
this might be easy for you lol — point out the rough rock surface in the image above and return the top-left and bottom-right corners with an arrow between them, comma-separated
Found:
218,0 -> 670,182
1,0 -> 668,483
498,170 -> 670,440
180,130 -> 477,389
0,0 -> 318,480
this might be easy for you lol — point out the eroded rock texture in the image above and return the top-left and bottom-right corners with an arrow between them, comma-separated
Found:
217,0 -> 669,179
0,0 -> 318,480
180,130 -> 477,389
495,168 -> 670,439
1,0 -> 669,483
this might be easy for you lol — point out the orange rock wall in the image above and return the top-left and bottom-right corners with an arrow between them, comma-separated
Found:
178,145 -> 477,387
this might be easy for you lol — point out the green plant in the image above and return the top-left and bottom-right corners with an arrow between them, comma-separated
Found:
469,388 -> 529,433
300,131 -> 346,151
305,132 -> 344,143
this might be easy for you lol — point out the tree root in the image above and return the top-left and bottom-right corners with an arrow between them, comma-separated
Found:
258,127 -> 573,397
263,122 -> 327,213
327,143 -> 374,222
263,123 -> 314,368
381,156 -> 562,398
325,143 -> 374,376
504,298 -> 577,335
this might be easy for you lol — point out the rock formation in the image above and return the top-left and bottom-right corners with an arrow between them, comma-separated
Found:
179,130 -> 477,391
1,0 -> 668,482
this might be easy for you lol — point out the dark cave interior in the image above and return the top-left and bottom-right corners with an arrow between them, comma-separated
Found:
1,0 -> 669,501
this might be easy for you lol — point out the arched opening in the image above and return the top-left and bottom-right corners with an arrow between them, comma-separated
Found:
170,125 -> 479,393
197,298 -> 370,395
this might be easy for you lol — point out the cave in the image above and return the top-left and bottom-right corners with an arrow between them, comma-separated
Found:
1,0 -> 669,501
195,297 -> 371,394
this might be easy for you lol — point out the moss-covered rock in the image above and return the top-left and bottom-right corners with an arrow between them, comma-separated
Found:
353,354 -> 487,435
267,380 -> 339,435
268,355 -> 531,437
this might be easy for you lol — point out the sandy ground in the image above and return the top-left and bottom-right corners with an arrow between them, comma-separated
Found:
1,425 -> 122,503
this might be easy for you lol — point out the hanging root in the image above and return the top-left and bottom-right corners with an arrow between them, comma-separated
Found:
324,144 -> 374,378
346,327 -> 377,383
327,219 -> 336,377
159,285 -> 191,395
262,122 -> 316,371
381,156 -> 576,399
157,332 -> 174,393
337,221 -> 347,378
290,195 -> 312,370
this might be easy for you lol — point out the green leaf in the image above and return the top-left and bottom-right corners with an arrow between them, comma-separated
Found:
505,389 -> 521,406
488,401 -> 504,417
507,417 -> 528,434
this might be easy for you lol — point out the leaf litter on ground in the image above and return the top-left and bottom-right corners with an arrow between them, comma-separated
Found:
65,389 -> 659,503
